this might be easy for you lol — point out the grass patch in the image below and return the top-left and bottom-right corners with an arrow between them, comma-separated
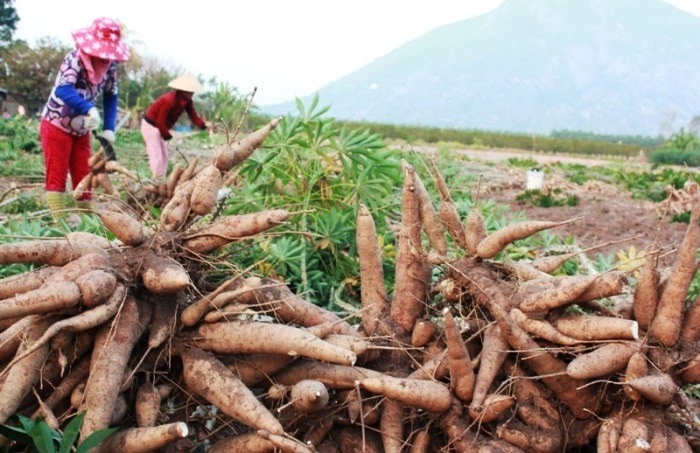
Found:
516,189 -> 580,208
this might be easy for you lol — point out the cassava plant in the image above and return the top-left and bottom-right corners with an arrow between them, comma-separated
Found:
0,412 -> 116,453
219,96 -> 403,306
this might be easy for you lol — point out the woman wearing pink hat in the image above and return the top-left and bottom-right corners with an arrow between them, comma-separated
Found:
141,73 -> 210,180
39,17 -> 130,220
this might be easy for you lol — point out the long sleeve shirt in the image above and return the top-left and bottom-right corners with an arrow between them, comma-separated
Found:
144,91 -> 206,141
41,49 -> 118,136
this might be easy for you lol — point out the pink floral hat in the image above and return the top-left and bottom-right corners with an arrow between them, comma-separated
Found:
71,17 -> 130,61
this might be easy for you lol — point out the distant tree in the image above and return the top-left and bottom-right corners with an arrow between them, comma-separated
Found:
550,129 -> 664,148
0,0 -> 19,44
0,37 -> 70,114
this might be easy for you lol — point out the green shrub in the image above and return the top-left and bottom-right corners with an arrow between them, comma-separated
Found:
560,163 -> 592,185
516,189 -> 579,208
0,117 -> 44,178
565,194 -> 580,206
0,116 -> 40,154
649,148 -> 700,167
506,157 -> 539,168
672,211 -> 691,224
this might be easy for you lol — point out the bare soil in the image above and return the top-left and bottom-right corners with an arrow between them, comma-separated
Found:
491,179 -> 688,267
415,145 -> 690,267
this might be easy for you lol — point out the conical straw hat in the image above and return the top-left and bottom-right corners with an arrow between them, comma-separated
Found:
168,73 -> 203,93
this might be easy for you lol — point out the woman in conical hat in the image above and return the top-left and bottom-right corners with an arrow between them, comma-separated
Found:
39,17 -> 130,221
141,72 -> 211,180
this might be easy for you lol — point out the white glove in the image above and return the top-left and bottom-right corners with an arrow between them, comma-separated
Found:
100,129 -> 115,143
217,187 -> 232,202
84,107 -> 101,130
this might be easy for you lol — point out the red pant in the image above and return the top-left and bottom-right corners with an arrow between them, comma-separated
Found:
40,120 -> 92,200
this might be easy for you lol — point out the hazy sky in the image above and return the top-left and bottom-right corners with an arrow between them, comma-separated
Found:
12,0 -> 700,105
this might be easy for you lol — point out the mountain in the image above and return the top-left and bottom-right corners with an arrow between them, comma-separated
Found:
263,0 -> 700,136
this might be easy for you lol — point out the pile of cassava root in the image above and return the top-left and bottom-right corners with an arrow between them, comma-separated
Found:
0,117 -> 698,452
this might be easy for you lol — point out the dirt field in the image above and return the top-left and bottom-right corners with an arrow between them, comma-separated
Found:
424,145 -> 690,267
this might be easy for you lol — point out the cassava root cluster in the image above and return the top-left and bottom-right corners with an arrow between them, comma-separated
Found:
0,120 -> 697,452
